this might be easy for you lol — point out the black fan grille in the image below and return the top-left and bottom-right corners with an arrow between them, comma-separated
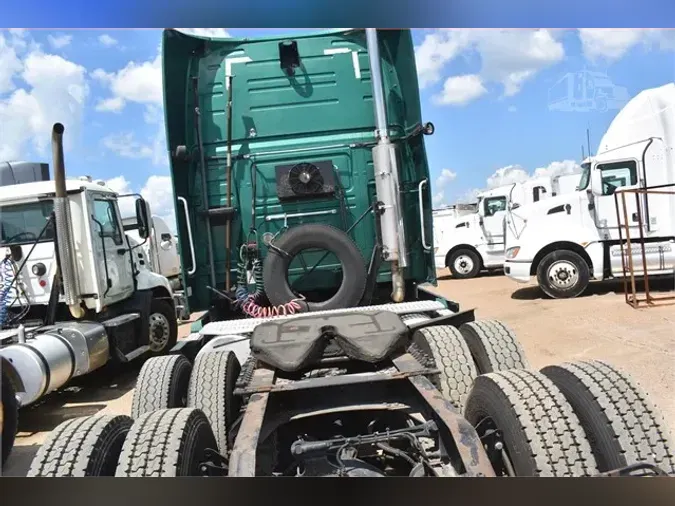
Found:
288,163 -> 325,195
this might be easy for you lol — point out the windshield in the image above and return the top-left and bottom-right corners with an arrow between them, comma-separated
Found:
578,163 -> 591,190
0,200 -> 55,246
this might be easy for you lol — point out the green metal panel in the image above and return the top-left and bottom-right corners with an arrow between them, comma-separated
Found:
162,29 -> 437,313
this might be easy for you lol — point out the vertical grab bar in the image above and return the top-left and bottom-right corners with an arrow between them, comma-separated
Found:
418,179 -> 431,251
177,197 -> 197,276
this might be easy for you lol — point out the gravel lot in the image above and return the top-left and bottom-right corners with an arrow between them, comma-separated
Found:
3,272 -> 674,476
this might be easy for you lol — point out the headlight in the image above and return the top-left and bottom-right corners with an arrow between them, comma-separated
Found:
31,263 -> 47,276
505,247 -> 520,260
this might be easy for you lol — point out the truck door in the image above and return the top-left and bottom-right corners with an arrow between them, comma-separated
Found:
592,159 -> 642,239
481,195 -> 508,249
89,192 -> 135,304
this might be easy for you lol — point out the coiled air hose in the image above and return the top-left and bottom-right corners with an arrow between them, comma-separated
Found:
235,243 -> 304,318
0,256 -> 18,328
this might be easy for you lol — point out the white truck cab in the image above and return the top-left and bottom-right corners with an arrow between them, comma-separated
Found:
433,178 -> 555,279
504,83 -> 675,298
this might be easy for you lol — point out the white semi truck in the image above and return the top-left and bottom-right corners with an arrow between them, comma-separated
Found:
503,82 -> 675,298
433,177 -> 557,279
0,124 -> 179,467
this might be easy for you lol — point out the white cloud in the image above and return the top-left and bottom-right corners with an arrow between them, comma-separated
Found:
141,175 -> 176,232
175,28 -> 231,38
432,192 -> 446,207
47,34 -> 73,49
486,164 -> 531,189
533,160 -> 581,179
485,160 -> 581,190
102,132 -> 154,160
435,168 -> 457,189
433,74 -> 487,106
93,53 -> 162,114
456,188 -> 482,204
98,34 -> 118,47
105,176 -> 136,218
579,29 -> 675,62
0,33 -> 23,93
415,29 -> 564,104
95,96 -> 125,113
0,45 -> 89,161
414,30 -> 473,89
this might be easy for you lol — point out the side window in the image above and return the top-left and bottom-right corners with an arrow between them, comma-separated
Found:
598,160 -> 638,196
93,199 -> 123,245
484,196 -> 507,217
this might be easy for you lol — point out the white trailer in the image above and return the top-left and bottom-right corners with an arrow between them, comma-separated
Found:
504,82 -> 675,298
433,177 -> 555,279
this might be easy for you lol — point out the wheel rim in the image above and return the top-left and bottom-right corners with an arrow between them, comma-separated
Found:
547,260 -> 579,289
454,255 -> 474,275
148,312 -> 171,352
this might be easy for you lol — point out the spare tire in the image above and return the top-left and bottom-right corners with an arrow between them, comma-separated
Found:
263,224 -> 367,312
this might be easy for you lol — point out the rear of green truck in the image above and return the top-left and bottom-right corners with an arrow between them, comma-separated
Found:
161,28 -> 440,317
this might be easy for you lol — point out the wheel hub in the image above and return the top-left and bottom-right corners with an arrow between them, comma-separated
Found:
148,313 -> 171,352
454,255 -> 474,275
547,260 -> 579,289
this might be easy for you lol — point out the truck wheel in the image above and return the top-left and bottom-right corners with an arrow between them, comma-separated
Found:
187,350 -> 241,453
28,415 -> 133,476
1,370 -> 18,468
464,369 -> 598,476
536,250 -> 590,299
131,355 -> 192,419
448,249 -> 481,279
541,360 -> 675,475
459,320 -> 530,374
410,325 -> 478,412
116,408 -> 217,477
148,299 -> 178,355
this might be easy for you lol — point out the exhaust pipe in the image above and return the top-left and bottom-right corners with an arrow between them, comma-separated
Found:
365,29 -> 407,303
52,123 -> 84,319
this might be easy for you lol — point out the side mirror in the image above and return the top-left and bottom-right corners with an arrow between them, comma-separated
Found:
510,203 -> 521,210
135,198 -> 150,239
590,167 -> 603,196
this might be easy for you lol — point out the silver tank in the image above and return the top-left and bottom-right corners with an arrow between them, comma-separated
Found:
0,321 -> 109,406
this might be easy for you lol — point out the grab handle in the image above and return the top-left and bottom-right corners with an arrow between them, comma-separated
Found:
177,197 -> 197,276
418,179 -> 431,251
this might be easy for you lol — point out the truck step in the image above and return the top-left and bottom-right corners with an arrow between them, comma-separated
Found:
199,300 -> 448,337
102,313 -> 141,328
123,345 -> 150,362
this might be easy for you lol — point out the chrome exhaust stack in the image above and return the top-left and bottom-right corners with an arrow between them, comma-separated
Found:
51,123 -> 84,319
365,29 -> 408,302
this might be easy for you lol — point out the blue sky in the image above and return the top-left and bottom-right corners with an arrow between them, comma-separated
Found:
1,28 -> 674,228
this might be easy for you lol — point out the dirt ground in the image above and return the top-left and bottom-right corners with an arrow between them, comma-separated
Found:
3,272 -> 674,476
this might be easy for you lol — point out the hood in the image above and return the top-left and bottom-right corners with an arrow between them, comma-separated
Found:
506,191 -> 581,242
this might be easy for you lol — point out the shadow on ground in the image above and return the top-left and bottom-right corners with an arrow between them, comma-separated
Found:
2,444 -> 41,477
437,269 -> 504,281
511,277 -> 675,301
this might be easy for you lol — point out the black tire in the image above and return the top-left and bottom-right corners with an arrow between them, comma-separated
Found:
459,320 -> 530,374
541,360 -> 675,475
1,370 -> 18,468
148,298 -> 178,355
464,369 -> 598,476
447,248 -> 481,279
536,250 -> 590,299
187,351 -> 241,453
27,415 -> 133,476
263,224 -> 367,312
410,325 -> 478,412
131,354 -> 192,419
116,408 -> 217,477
